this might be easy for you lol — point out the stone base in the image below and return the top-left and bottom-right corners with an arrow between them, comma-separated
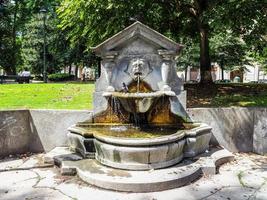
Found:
45,147 -> 234,192
67,132 -> 95,158
68,123 -> 212,170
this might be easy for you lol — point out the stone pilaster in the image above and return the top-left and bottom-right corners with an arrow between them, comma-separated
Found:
101,51 -> 118,92
158,50 -> 176,95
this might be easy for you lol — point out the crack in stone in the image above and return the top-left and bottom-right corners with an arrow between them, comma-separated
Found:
30,170 -> 77,200
197,185 -> 256,200
247,178 -> 267,200
197,186 -> 229,200
0,164 -> 53,172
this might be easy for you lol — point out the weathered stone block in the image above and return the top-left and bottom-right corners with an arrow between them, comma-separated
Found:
0,110 -> 31,157
253,108 -> 267,155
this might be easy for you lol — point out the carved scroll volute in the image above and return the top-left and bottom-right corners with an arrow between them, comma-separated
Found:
102,52 -> 118,92
158,50 -> 175,92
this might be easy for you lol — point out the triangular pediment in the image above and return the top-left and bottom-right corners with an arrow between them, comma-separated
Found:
91,21 -> 182,55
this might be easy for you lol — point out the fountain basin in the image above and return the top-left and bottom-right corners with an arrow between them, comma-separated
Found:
68,123 -> 212,170
94,137 -> 185,170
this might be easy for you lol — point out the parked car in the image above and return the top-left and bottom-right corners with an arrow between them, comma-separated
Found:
214,79 -> 231,83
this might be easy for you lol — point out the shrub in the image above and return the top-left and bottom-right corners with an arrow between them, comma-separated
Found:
48,73 -> 75,82
33,75 -> 43,81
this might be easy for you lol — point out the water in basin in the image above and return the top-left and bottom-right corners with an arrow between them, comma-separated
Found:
76,123 -> 197,139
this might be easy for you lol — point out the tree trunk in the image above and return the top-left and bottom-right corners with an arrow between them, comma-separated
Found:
10,0 -> 18,75
221,66 -> 224,80
184,66 -> 188,82
68,64 -> 72,74
199,27 -> 213,84
75,64 -> 78,79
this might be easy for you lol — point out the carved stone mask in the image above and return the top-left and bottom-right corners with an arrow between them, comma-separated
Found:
125,58 -> 152,80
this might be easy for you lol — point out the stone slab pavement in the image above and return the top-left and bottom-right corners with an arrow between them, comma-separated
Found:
0,153 -> 266,200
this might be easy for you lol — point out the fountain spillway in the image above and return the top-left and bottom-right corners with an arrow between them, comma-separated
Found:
106,91 -> 173,113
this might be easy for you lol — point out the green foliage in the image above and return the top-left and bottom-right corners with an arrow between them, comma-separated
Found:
57,0 -> 267,83
177,39 -> 200,70
48,73 -> 75,82
210,32 -> 250,71
211,0 -> 267,71
1,0 -> 84,77
21,11 -> 63,75
0,0 -> 23,74
1,0 -> 266,81
57,0 -> 165,49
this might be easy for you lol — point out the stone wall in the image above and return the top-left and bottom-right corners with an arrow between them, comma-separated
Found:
0,110 -> 91,157
29,110 -> 92,153
187,108 -> 254,152
0,108 -> 266,157
0,110 -> 32,156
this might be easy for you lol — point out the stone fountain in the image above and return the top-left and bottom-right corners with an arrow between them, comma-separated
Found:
45,22 -> 233,192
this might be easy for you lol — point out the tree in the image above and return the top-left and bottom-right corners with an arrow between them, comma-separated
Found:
0,0 -> 25,74
0,0 -> 71,76
21,11 -> 63,75
210,32 -> 250,79
20,0 -> 80,76
57,0 -> 266,84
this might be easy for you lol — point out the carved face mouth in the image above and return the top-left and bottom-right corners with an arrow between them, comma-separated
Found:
125,58 -> 152,81
134,71 -> 142,76
132,60 -> 144,77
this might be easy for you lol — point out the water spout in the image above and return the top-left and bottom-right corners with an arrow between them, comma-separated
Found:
134,72 -> 142,93
137,74 -> 140,93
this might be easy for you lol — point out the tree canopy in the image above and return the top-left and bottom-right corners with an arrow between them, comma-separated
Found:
0,0 -> 266,83
57,0 -> 267,83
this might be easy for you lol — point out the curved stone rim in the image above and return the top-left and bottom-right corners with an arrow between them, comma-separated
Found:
94,123 -> 210,146
109,91 -> 175,99
94,129 -> 186,146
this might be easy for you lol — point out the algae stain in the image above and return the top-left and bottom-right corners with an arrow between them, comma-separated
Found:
113,149 -> 121,163
79,160 -> 105,174
106,170 -> 131,177
237,171 -> 247,187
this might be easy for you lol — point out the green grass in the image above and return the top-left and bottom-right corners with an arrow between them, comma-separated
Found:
186,83 -> 267,107
0,83 -> 95,110
1,82 -> 267,110
212,93 -> 267,107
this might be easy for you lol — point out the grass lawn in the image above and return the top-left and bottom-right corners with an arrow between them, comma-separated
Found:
186,83 -> 267,107
1,82 -> 267,110
0,83 -> 95,110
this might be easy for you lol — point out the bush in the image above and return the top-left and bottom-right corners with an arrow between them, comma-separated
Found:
48,73 -> 75,82
33,75 -> 43,81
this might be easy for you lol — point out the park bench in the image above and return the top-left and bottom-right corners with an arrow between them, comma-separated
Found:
0,75 -> 33,84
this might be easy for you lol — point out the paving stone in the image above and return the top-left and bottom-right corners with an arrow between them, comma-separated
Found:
43,146 -> 82,165
0,152 -> 266,200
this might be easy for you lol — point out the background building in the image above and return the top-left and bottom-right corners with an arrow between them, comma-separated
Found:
177,64 -> 267,83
